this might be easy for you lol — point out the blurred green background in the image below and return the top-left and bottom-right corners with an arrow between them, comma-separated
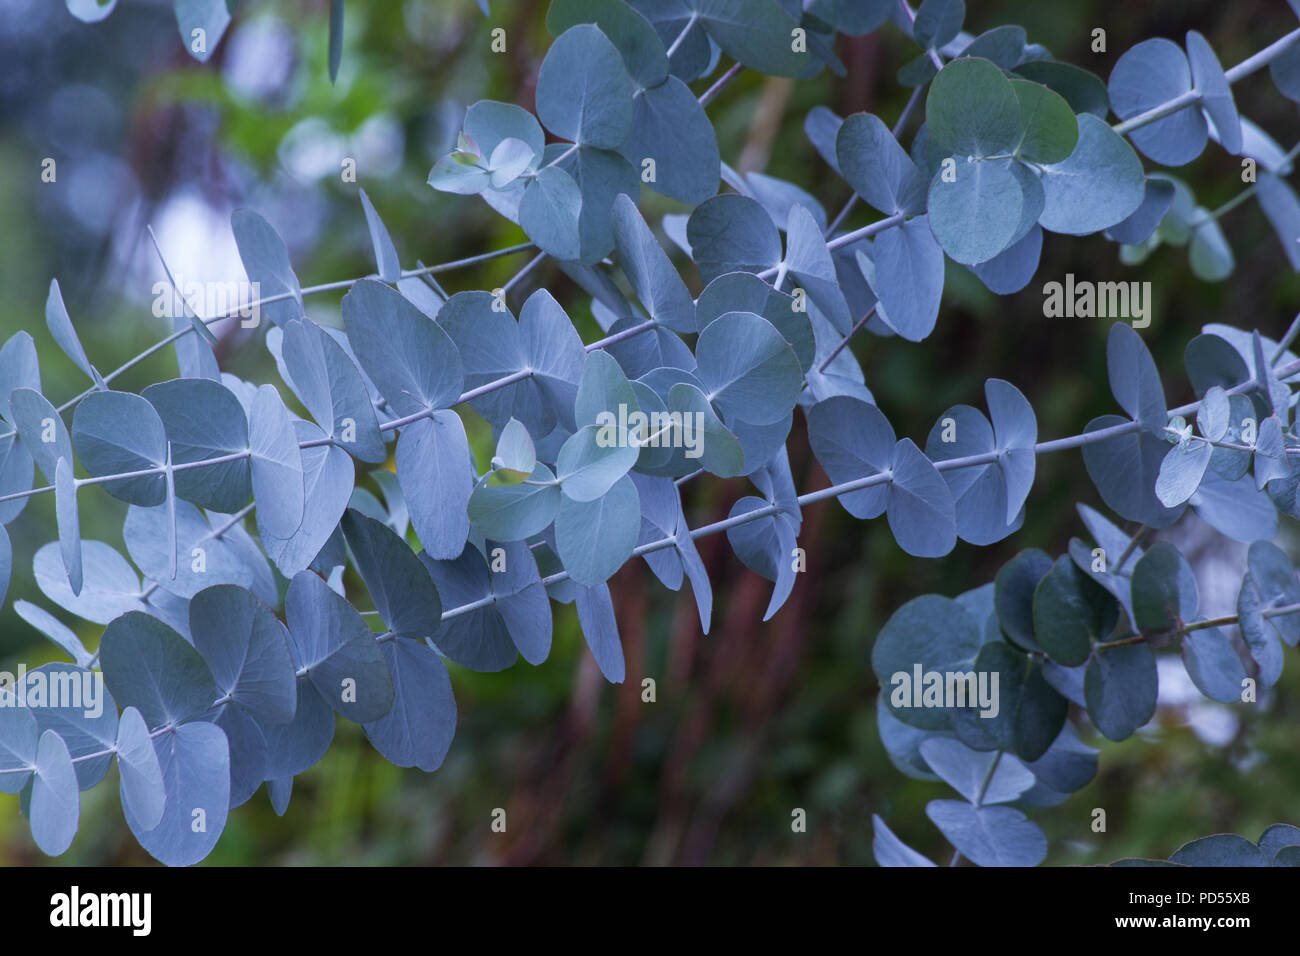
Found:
1,0 -> 1299,865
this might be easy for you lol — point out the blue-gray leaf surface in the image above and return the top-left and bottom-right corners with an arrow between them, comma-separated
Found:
100,612 -> 220,728
285,570 -> 394,723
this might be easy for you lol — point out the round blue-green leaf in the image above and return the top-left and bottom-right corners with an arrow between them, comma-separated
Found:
919,738 -> 1035,805
262,678 -> 334,781
143,378 -> 252,513
115,706 -> 165,832
887,439 -> 956,557
342,279 -> 464,416
248,384 -> 305,540
1108,38 -> 1207,166
124,500 -> 254,598
1082,415 -> 1185,528
231,209 -> 302,327
1106,177 -> 1177,246
519,165 -> 584,261
1189,216 -> 1234,282
695,312 -> 802,426
912,0 -> 964,49
925,799 -> 1047,867
696,273 -> 814,373
397,411 -> 473,560
34,540 -> 144,625
15,601 -> 92,669
547,0 -> 669,87
0,694 -> 38,795
124,721 -> 230,866
445,539 -> 552,666
986,378 -> 1037,523
872,814 -> 937,867
1155,438 -> 1211,507
1013,60 -> 1109,118
557,424 -> 639,502
1085,642 -> 1157,741
925,406 -> 1020,546
31,730 -> 79,856
784,204 -> 852,334
174,0 -> 234,63
67,0 -> 119,22
958,24 -> 1027,68
807,396 -> 894,519
71,390 -> 168,505
926,58 -> 1023,156
45,280 -> 102,388
555,474 -> 640,586
618,76 -> 719,204
20,663 -> 117,791
464,100 -> 546,165
725,497 -> 799,620
1259,823 -> 1300,861
687,194 -> 783,282
575,349 -> 638,431
1107,323 -> 1166,432
0,431 -> 34,526
836,112 -> 927,216
1039,114 -> 1145,235
686,0 -> 810,77
493,418 -> 536,476
666,383 -> 745,478
1009,78 -> 1077,164
867,216 -> 944,340
550,143 -> 640,265
1247,540 -> 1300,647
574,583 -> 625,683
1192,470 -> 1276,543
1131,541 -> 1198,631
488,138 -> 534,189
1186,31 -> 1242,155
191,585 -> 297,725
9,387 -> 71,486
995,548 -> 1053,652
281,319 -> 386,463
362,639 -> 457,771
100,611 -> 220,728
1181,625 -> 1247,703
872,594 -> 982,730
358,189 -> 401,283
1196,385 -> 1232,444
1169,834 -> 1266,867
469,463 -> 562,541
1238,573 -> 1284,686
927,158 -> 1024,265
427,153 -> 490,196
611,194 -> 696,334
54,457 -> 81,597
285,570 -> 394,723
1033,555 -> 1116,666
0,331 -> 40,427
520,290 -> 586,432
536,24 -> 635,148
257,420 -> 354,578
419,545 -> 516,671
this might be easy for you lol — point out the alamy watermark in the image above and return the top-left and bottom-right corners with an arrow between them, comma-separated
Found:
889,664 -> 1000,718
50,886 -> 151,936
595,403 -> 706,459
152,276 -> 261,328
0,664 -> 105,719
1042,274 -> 1151,329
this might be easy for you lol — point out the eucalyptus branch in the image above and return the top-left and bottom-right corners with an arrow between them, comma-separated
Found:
1113,27 -> 1300,136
